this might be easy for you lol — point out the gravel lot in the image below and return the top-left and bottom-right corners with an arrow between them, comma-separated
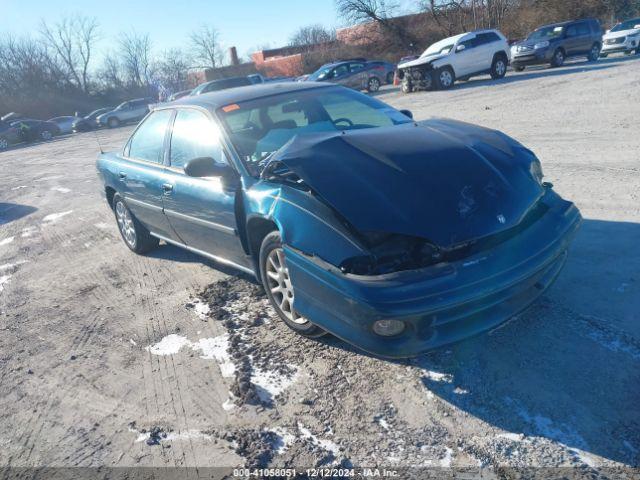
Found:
1,56 -> 639,475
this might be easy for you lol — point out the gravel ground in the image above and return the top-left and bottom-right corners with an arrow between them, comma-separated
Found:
1,55 -> 639,476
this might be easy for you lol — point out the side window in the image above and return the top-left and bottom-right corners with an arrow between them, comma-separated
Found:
576,23 -> 590,36
169,109 -> 226,169
127,109 -> 173,163
459,36 -> 477,50
333,64 -> 349,77
566,25 -> 578,37
349,62 -> 365,72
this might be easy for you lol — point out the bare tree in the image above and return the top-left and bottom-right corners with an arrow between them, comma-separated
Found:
289,24 -> 336,47
335,0 -> 417,48
190,25 -> 225,68
40,15 -> 99,92
153,48 -> 193,91
119,32 -> 152,87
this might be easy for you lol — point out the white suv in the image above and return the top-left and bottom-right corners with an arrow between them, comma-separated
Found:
601,17 -> 640,57
398,29 -> 510,93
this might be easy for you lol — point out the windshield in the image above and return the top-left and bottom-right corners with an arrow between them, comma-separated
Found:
218,87 -> 413,177
421,39 -> 455,57
307,65 -> 333,81
611,18 -> 640,31
528,25 -> 564,41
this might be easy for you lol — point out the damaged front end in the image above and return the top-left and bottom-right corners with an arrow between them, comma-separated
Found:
398,63 -> 435,92
248,120 -> 581,357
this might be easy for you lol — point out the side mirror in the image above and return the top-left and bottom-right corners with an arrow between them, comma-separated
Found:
400,109 -> 413,119
184,157 -> 237,183
456,44 -> 466,52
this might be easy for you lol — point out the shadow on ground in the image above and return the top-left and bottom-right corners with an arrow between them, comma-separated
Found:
0,203 -> 38,225
318,218 -> 640,465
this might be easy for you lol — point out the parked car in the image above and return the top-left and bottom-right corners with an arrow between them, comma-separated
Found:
9,119 -> 60,142
190,76 -> 253,95
601,17 -> 640,56
397,29 -> 510,92
96,98 -> 153,128
305,60 -> 384,92
367,61 -> 397,84
96,82 -> 581,358
48,116 -> 82,135
71,108 -> 113,132
511,18 -> 603,71
168,90 -> 192,102
0,119 -> 22,150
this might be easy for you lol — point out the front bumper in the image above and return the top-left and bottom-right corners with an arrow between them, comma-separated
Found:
511,48 -> 553,66
285,190 -> 581,358
602,39 -> 638,53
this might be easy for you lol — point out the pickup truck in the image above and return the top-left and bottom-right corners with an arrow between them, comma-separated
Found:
96,81 -> 580,358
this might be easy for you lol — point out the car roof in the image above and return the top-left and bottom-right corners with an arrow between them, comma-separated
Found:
168,82 -> 334,111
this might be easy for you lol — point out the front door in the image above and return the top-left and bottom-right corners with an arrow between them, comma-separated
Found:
119,109 -> 175,239
453,34 -> 478,77
161,108 -> 249,268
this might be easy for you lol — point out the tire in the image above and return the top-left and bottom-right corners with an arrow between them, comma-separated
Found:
514,65 -> 525,72
550,48 -> 565,67
401,78 -> 413,94
112,193 -> 159,254
367,77 -> 381,93
588,43 -> 600,62
107,117 -> 120,128
435,66 -> 455,90
636,47 -> 640,55
40,130 -> 53,141
259,231 -> 326,338
0,137 -> 8,150
490,54 -> 508,79
386,71 -> 394,84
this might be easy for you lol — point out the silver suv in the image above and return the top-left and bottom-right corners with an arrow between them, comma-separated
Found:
97,98 -> 152,128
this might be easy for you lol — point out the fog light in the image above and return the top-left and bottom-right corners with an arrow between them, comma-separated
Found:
373,319 -> 405,337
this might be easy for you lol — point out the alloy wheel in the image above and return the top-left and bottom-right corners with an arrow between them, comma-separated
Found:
440,70 -> 453,87
265,247 -> 306,325
368,77 -> 380,92
0,138 -> 8,150
495,59 -> 506,76
590,45 -> 600,60
555,50 -> 564,66
115,201 -> 137,248
41,130 -> 52,140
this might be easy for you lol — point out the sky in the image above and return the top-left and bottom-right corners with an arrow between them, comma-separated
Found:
1,0 -> 418,64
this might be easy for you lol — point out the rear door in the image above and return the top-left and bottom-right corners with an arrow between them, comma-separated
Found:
330,64 -> 351,87
161,108 -> 248,267
564,23 -> 587,56
347,61 -> 367,89
118,109 -> 176,239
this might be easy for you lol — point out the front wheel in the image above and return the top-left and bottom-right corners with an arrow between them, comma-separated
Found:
551,49 -> 565,67
435,66 -> 455,90
490,55 -> 508,79
588,43 -> 600,62
259,231 -> 326,338
367,77 -> 381,93
0,137 -> 8,150
40,130 -> 53,141
112,193 -> 159,254
108,117 -> 120,128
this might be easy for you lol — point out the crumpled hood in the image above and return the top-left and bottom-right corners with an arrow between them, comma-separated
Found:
270,120 -> 544,249
398,53 -> 448,69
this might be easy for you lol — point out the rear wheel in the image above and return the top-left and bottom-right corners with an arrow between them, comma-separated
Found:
588,43 -> 600,62
259,231 -> 326,338
112,193 -> 159,254
0,137 -> 8,150
435,66 -> 455,90
490,55 -> 508,79
367,77 -> 381,92
551,48 -> 565,67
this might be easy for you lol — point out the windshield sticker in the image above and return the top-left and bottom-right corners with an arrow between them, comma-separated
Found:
222,104 -> 240,113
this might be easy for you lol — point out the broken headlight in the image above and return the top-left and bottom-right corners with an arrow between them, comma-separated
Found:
339,234 -> 442,275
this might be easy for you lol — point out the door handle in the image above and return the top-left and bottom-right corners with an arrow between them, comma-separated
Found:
118,172 -> 127,179
162,183 -> 173,193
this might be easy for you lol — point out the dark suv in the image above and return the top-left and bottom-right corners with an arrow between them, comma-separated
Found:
511,18 -> 603,71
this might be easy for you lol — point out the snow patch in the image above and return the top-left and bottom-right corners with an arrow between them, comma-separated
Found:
94,222 -> 112,230
21,227 -> 37,238
298,423 -> 341,457
11,186 -> 28,190
268,427 -> 296,454
0,260 -> 27,272
51,187 -> 71,193
43,210 -> 73,224
0,275 -> 11,292
191,299 -> 211,319
0,237 -> 14,246
251,366 -> 298,403
497,432 -> 525,442
423,370 -> 453,383
145,334 -> 191,356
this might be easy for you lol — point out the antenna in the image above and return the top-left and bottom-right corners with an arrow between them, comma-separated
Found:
92,128 -> 105,154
